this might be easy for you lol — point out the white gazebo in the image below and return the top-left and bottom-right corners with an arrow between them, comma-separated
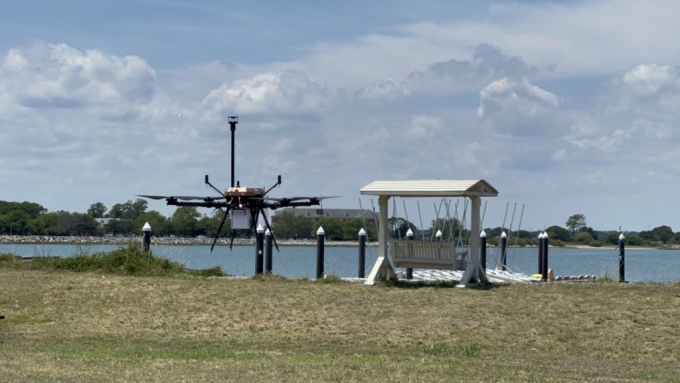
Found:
359,179 -> 499,287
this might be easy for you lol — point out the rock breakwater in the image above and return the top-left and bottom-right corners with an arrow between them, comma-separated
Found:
0,235 -> 374,247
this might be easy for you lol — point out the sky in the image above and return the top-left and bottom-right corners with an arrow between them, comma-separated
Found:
1,0 -> 679,232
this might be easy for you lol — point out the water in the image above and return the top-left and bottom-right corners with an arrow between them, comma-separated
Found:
1,244 -> 679,282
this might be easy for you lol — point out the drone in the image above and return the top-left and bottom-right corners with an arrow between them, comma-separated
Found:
139,116 -> 334,252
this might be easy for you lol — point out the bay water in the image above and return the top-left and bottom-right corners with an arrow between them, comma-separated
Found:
1,244 -> 678,282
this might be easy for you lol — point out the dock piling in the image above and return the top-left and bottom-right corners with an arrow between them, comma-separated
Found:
500,231 -> 508,271
480,230 -> 487,272
264,228 -> 273,274
255,224 -> 264,275
358,228 -> 366,278
619,233 -> 626,282
542,232 -> 549,281
406,228 -> 414,279
538,232 -> 545,275
142,222 -> 151,252
316,226 -> 325,279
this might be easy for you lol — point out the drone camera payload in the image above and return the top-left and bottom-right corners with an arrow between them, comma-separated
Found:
231,209 -> 251,230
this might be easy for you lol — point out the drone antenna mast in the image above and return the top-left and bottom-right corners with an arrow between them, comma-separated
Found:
228,116 -> 238,187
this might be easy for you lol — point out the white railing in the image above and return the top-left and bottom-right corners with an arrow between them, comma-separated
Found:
390,240 -> 467,270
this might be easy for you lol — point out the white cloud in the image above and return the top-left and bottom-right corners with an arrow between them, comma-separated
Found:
407,43 -> 540,94
203,69 -> 331,119
354,76 -> 413,101
1,42 -> 156,110
477,77 -> 562,137
405,115 -> 444,139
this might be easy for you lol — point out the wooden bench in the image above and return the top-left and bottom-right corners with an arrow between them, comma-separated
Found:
390,240 -> 467,270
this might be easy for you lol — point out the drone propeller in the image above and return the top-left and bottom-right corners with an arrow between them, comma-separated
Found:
137,195 -> 168,200
138,195 -> 226,201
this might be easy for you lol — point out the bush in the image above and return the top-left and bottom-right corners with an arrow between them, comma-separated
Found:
548,239 -> 564,247
574,232 -> 593,244
589,240 -> 602,247
0,243 -> 227,277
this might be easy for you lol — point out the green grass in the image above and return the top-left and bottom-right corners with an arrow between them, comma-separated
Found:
1,269 -> 680,382
0,243 -> 225,277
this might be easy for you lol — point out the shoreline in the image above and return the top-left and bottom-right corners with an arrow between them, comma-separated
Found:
0,235 -> 376,247
1,236 -> 673,250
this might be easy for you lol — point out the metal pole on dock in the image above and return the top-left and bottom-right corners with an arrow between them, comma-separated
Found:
500,231 -> 508,271
406,228 -> 414,279
619,233 -> 625,282
142,222 -> 151,252
480,230 -> 487,272
358,228 -> 366,278
542,232 -> 549,281
264,228 -> 273,274
255,224 -> 264,275
316,226 -> 325,279
538,232 -> 545,275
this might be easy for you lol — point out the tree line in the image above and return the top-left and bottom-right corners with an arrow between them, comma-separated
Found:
1,200 -> 678,246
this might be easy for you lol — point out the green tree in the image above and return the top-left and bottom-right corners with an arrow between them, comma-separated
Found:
391,217 -> 418,239
578,226 -> 598,240
272,211 -> 297,238
196,210 -> 231,238
312,217 -> 344,240
342,218 -> 376,241
574,232 -> 593,243
29,212 -> 58,235
171,207 -> 201,237
639,225 -> 673,243
546,225 -> 572,242
0,201 -> 47,218
87,202 -> 108,218
489,227 -> 506,238
106,199 -> 148,220
292,216 -> 313,239
565,214 -> 587,236
135,210 -> 169,236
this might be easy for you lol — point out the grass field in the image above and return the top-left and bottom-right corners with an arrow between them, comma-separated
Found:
1,269 -> 680,382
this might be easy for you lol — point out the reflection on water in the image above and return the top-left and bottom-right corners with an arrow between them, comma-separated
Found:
1,244 -> 678,282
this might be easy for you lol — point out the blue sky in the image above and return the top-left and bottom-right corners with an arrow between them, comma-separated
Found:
1,0 -> 679,232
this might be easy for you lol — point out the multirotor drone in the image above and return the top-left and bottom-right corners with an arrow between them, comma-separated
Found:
139,116 -> 334,251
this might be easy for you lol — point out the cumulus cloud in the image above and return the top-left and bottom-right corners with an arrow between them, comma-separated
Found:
609,64 -> 680,117
203,69 -> 331,119
354,76 -> 413,101
407,43 -> 540,94
477,77 -> 562,137
0,42 -> 156,110
404,115 -> 443,139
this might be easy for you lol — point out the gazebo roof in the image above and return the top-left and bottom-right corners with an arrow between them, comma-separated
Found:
359,179 -> 498,198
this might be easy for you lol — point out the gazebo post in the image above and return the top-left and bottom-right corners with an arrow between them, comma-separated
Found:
459,196 -> 488,287
364,195 -> 396,285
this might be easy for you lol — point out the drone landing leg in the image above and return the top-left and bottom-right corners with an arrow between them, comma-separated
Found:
259,209 -> 279,251
210,209 -> 229,253
229,230 -> 237,250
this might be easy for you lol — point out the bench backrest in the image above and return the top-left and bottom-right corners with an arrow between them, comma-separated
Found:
390,240 -> 466,270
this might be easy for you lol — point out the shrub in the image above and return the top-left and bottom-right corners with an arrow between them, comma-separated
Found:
0,243 -> 225,277
574,232 -> 593,244
589,240 -> 602,247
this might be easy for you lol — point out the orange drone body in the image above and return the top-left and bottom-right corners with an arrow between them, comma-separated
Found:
225,187 -> 265,197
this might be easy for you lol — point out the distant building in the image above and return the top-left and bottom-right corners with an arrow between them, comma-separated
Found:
95,218 -> 114,228
272,208 -> 378,224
